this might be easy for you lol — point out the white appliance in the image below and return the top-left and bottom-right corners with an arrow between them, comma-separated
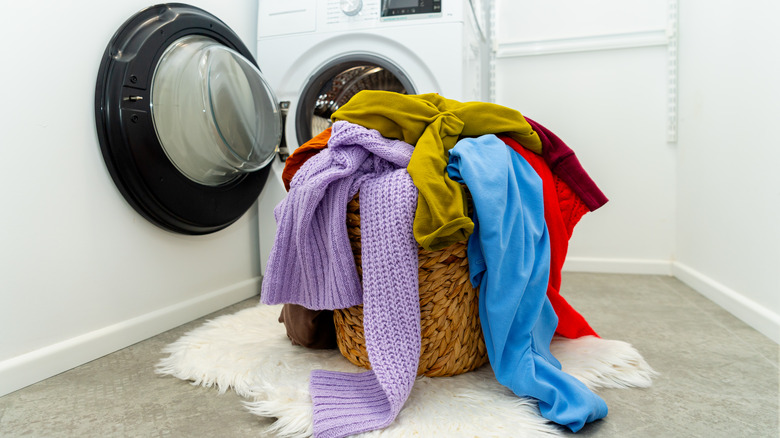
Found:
255,0 -> 490,273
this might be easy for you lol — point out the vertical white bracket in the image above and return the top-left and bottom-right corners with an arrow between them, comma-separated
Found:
488,0 -> 497,103
667,0 -> 679,143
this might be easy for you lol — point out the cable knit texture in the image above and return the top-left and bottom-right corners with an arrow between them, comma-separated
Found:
262,121 -> 413,309
310,169 -> 419,438
261,121 -> 420,438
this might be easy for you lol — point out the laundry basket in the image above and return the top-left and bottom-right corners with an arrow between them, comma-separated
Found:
333,194 -> 488,377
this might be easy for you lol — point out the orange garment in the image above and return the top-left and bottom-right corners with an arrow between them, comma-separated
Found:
499,135 -> 597,338
281,127 -> 332,191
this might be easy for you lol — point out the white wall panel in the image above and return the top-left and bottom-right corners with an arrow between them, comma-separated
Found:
494,0 -> 675,270
496,0 -> 667,43
496,47 -> 675,268
496,0 -> 779,342
675,0 -> 780,342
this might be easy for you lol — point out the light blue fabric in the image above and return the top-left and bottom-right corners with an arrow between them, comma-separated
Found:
446,134 -> 607,432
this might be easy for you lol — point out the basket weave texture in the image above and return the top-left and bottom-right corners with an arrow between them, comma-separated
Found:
333,194 -> 488,377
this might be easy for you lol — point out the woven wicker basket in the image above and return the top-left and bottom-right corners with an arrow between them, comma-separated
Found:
333,194 -> 488,377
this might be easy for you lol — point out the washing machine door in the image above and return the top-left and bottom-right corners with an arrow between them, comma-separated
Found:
95,4 -> 281,235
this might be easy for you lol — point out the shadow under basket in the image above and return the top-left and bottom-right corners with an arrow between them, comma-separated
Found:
333,194 -> 488,377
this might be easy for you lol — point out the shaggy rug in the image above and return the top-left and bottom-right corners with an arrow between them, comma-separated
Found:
157,303 -> 656,437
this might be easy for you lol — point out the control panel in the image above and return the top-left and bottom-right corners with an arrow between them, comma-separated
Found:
381,0 -> 442,17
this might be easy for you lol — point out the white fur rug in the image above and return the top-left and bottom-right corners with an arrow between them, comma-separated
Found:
157,303 -> 656,437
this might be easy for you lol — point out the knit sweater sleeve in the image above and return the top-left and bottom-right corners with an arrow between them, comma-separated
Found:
260,146 -> 367,310
309,169 -> 420,438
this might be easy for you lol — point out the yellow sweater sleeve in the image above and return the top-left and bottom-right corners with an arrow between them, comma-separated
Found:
332,91 -> 541,250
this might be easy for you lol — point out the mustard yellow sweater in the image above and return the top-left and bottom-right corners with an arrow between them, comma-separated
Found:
332,91 -> 542,250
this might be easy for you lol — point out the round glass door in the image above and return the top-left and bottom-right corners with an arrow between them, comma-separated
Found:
151,35 -> 281,186
95,4 -> 277,234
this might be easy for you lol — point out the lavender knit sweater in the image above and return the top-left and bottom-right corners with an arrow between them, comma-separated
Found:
261,121 -> 421,438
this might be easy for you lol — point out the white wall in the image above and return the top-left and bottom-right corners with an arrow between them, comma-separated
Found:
494,0 -> 675,273
673,0 -> 780,342
0,0 -> 262,396
495,0 -> 779,343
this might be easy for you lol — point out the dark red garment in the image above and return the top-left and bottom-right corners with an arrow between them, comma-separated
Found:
524,117 -> 608,211
500,134 -> 599,338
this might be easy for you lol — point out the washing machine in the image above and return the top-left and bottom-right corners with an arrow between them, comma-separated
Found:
94,1 -> 489,272
255,0 -> 490,273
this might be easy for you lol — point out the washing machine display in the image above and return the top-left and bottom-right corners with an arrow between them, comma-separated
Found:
95,4 -> 280,235
381,0 -> 442,17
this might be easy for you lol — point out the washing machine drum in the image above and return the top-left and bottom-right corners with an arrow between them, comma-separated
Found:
295,58 -> 414,146
95,4 -> 281,235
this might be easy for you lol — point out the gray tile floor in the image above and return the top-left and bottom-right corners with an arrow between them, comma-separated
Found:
1,273 -> 777,437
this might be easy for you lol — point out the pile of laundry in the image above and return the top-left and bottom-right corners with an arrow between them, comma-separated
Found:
261,91 -> 613,438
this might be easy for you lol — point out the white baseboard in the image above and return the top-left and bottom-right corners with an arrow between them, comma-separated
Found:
563,257 -> 673,275
671,263 -> 780,344
564,257 -> 779,343
0,277 -> 261,397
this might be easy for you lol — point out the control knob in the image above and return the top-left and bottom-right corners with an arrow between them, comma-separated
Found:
340,0 -> 363,16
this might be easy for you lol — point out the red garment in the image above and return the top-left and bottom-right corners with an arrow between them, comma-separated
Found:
499,135 -> 598,338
